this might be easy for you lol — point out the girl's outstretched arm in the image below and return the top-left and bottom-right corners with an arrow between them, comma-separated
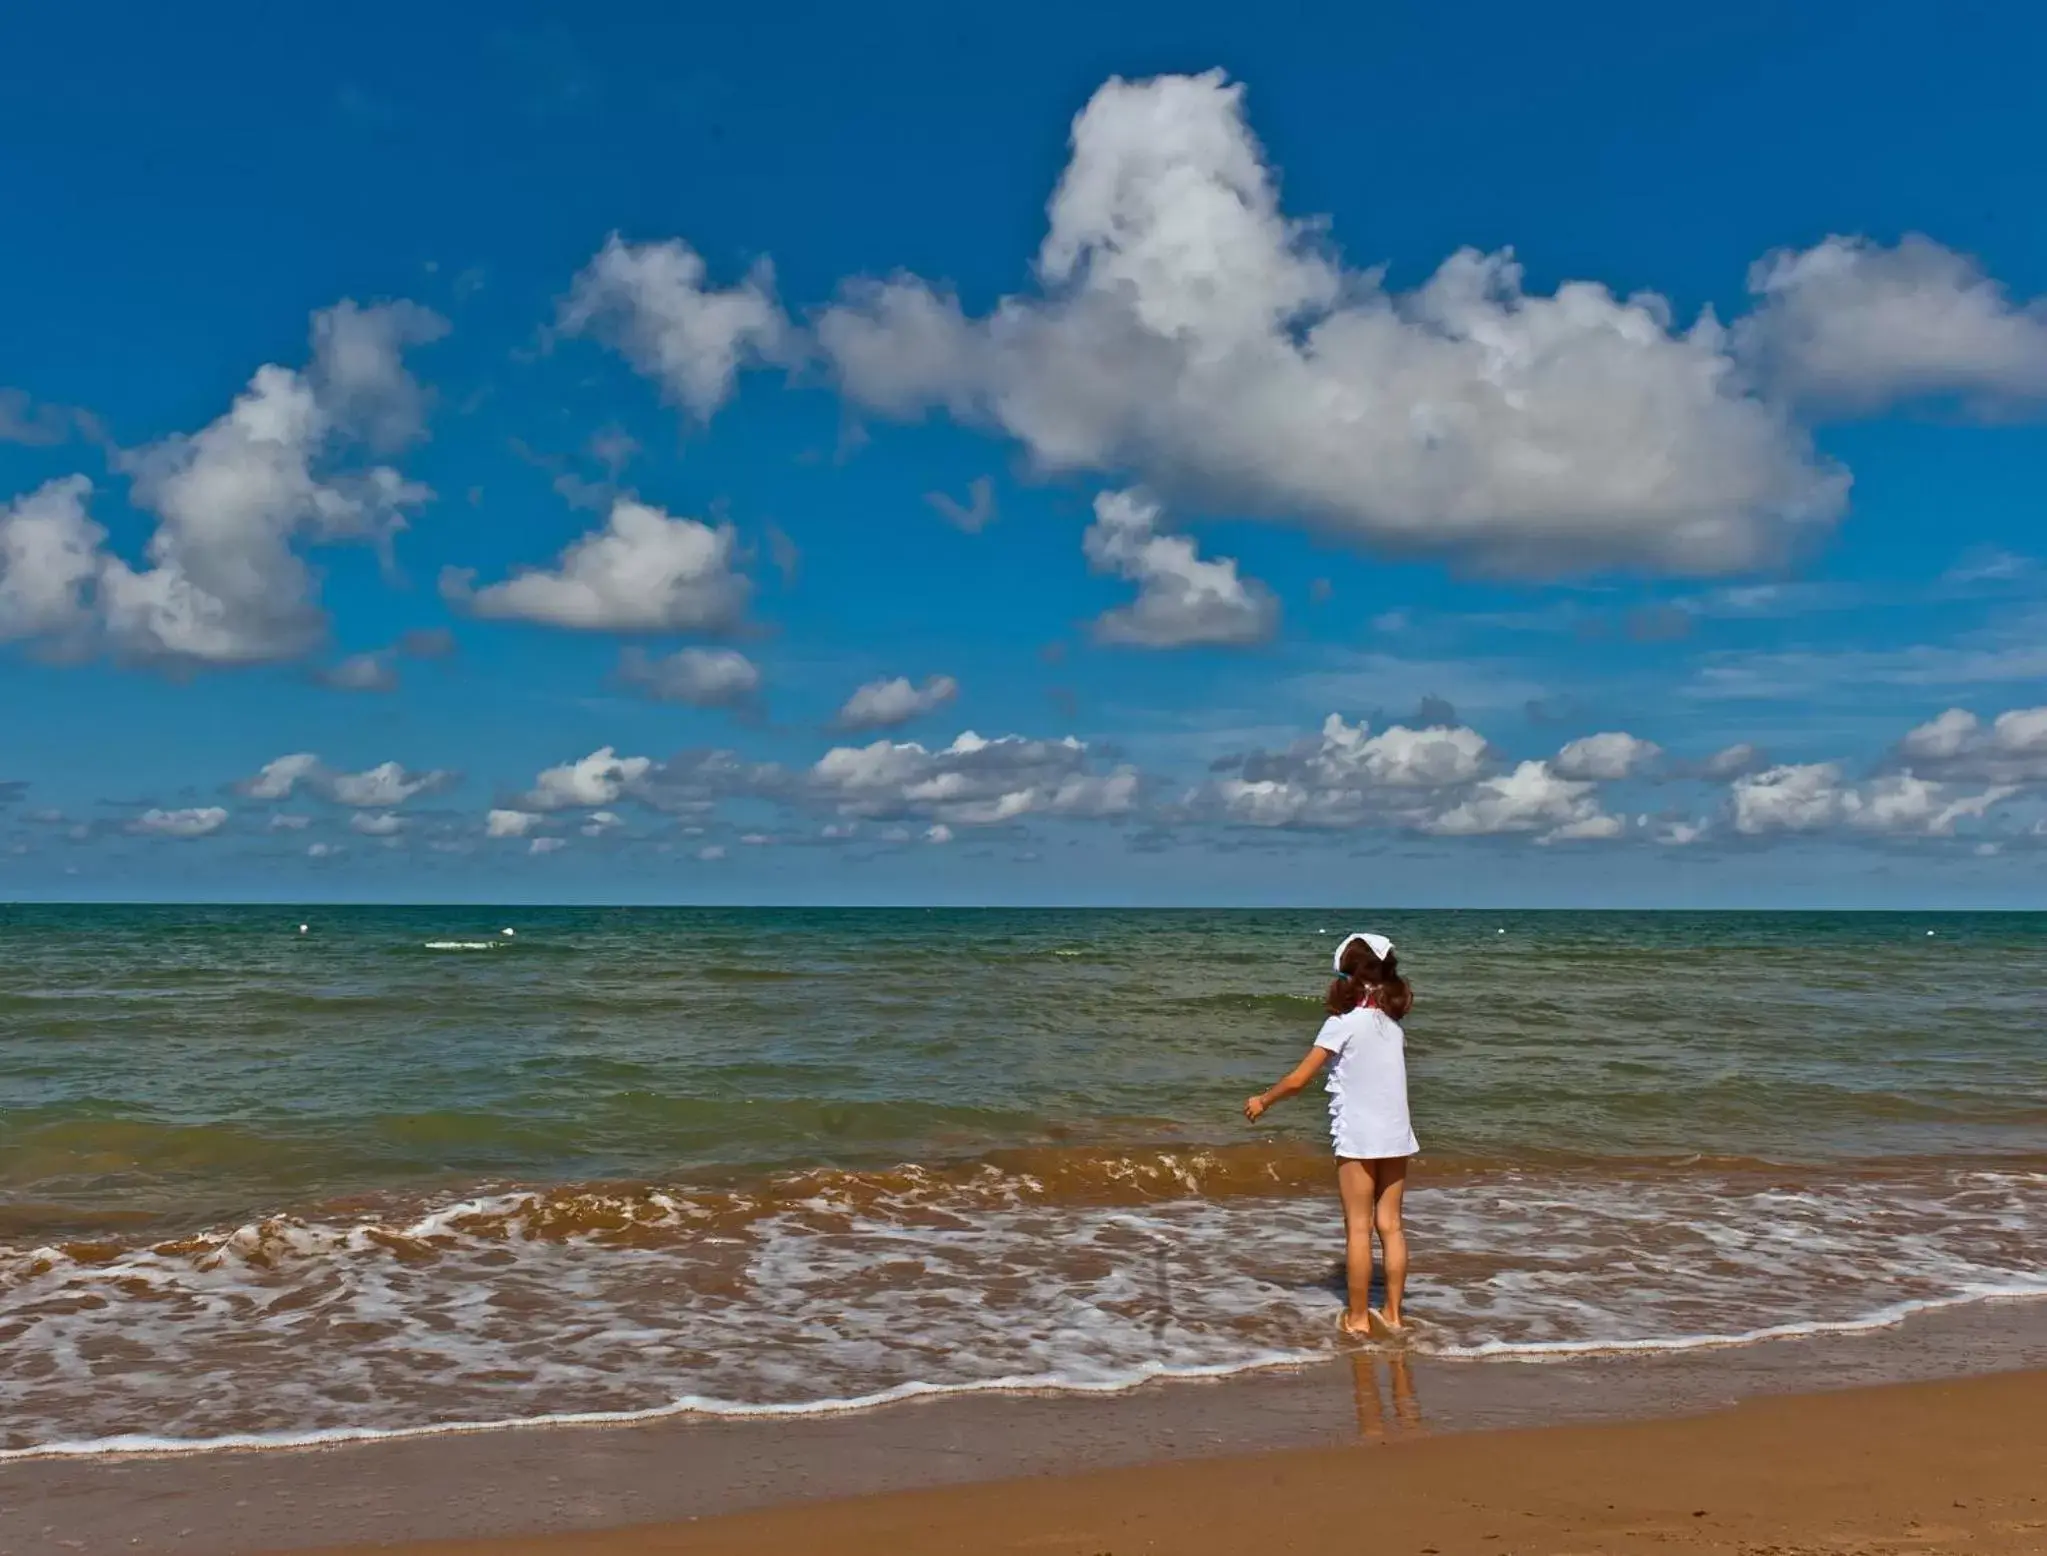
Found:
1245,1046 -> 1331,1121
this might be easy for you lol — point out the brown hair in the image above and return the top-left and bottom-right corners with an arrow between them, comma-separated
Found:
1325,938 -> 1414,1021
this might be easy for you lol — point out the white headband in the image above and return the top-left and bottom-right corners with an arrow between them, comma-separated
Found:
1332,931 -> 1394,974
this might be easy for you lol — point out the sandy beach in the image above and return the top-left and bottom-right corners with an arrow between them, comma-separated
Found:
288,1367 -> 2047,1556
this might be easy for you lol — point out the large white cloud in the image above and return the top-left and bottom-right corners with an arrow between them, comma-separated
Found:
447,497 -> 750,633
1083,489 -> 1277,648
0,303 -> 442,669
811,730 -> 1138,825
810,71 -> 1847,575
559,235 -> 791,420
834,673 -> 959,731
1739,236 -> 2047,413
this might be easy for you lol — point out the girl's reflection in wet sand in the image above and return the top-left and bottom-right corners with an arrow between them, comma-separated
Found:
1350,1348 -> 1424,1441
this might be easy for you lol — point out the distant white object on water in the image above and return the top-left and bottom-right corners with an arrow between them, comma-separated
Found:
299,924 -> 309,935
503,927 -> 515,937
1497,928 -> 1506,935
425,941 -> 499,951
1927,930 -> 1936,937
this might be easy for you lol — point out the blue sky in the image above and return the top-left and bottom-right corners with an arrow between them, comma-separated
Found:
3,0 -> 2046,906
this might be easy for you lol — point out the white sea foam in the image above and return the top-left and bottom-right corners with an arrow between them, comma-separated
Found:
1,1165 -> 2042,1459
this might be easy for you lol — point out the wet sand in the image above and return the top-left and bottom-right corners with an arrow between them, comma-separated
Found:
5,1297 -> 2046,1556
334,1366 -> 2047,1556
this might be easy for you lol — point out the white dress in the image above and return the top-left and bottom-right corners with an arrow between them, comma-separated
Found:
1313,1005 -> 1418,1160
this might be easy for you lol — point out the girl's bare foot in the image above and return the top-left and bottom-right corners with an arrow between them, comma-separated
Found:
1368,1307 -> 1408,1340
1338,1311 -> 1374,1341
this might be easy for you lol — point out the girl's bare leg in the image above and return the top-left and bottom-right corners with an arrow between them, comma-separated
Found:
1335,1157 -> 1379,1331
1371,1156 -> 1410,1328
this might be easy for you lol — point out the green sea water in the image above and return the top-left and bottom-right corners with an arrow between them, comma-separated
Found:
2,906 -> 2043,1454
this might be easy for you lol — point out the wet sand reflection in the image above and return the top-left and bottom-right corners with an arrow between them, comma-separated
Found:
1350,1348 -> 1424,1441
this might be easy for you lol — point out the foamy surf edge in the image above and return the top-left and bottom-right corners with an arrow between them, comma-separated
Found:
8,1283 -> 2046,1465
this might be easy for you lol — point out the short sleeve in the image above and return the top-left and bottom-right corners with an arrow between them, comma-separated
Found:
1313,1015 -> 1349,1054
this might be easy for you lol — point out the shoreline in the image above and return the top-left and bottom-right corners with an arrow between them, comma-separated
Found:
7,1293 -> 2046,1555
315,1366 -> 2047,1556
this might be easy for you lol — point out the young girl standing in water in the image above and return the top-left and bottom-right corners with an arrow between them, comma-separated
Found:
1244,931 -> 1417,1338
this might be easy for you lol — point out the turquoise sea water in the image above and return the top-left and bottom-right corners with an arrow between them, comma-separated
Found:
2,906 -> 2043,1454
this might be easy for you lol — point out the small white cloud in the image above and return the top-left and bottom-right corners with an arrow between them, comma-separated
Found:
560,234 -> 791,421
580,810 -> 623,837
811,729 -> 1138,826
925,476 -> 997,533
1896,705 -> 2047,783
130,806 -> 229,839
487,808 -> 543,838
1427,761 -> 1616,842
446,497 -> 750,633
307,841 -> 340,859
618,645 -> 761,707
696,843 -> 727,861
925,822 -> 954,844
1553,731 -> 1662,781
521,747 -> 653,810
268,813 -> 312,831
1083,489 -> 1277,649
349,811 -> 405,837
315,651 -> 398,693
835,673 -> 959,731
529,836 -> 567,855
239,753 -> 453,807
326,761 -> 455,808
1702,741 -> 1764,778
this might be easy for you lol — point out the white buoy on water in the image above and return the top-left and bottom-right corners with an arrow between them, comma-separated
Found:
299,924 -> 309,935
502,927 -> 516,937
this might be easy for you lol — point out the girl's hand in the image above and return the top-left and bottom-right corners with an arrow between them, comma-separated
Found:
1244,1095 -> 1267,1122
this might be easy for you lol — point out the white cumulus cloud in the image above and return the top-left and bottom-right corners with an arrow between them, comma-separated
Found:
447,497 -> 750,633
1732,761 -> 2013,837
619,646 -> 762,707
1427,761 -> 1619,842
1553,731 -> 1662,781
835,673 -> 960,731
238,753 -> 454,808
487,808 -> 543,838
812,71 -> 1846,576
1083,489 -> 1277,647
560,235 -> 791,420
811,730 -> 1138,826
1895,705 -> 2047,784
1739,235 -> 2047,413
0,476 -> 103,649
129,806 -> 229,839
522,747 -> 654,811
1,301 -> 442,670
